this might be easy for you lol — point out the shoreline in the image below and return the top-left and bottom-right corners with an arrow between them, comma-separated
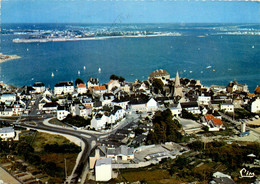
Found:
0,53 -> 21,64
12,33 -> 181,43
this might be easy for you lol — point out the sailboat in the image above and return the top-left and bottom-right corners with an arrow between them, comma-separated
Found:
78,70 -> 80,75
98,67 -> 101,73
83,66 -> 86,70
51,72 -> 54,77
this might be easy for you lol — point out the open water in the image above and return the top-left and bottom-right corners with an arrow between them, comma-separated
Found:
0,23 -> 260,92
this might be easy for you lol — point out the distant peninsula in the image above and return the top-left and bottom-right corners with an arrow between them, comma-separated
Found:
0,53 -> 21,63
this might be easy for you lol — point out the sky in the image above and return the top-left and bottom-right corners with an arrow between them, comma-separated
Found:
1,0 -> 260,23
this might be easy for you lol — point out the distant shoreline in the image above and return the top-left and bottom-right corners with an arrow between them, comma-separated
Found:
12,33 -> 181,43
0,53 -> 21,63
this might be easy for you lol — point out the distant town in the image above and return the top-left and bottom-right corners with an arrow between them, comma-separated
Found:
0,69 -> 259,184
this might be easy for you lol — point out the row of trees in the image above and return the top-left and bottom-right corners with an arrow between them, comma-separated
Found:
146,109 -> 183,144
44,143 -> 81,153
110,74 -> 125,82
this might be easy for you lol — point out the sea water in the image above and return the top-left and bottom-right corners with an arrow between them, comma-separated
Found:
0,23 -> 259,92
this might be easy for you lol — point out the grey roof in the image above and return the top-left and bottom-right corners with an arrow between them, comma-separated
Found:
95,157 -> 112,167
0,127 -> 14,134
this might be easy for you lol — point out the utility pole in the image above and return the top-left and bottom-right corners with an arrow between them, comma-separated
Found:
64,158 -> 67,180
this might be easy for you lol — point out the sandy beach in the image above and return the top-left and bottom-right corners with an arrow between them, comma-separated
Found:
0,53 -> 21,64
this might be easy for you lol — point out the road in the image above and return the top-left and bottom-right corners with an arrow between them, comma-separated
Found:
3,110 -> 139,183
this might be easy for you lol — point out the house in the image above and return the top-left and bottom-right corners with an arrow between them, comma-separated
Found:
250,97 -> 260,113
54,81 -> 74,95
100,93 -> 115,107
0,127 -> 15,140
87,77 -> 99,89
42,102 -> 58,113
32,82 -> 45,93
129,96 -> 158,112
220,102 -> 234,113
181,102 -> 201,114
148,69 -> 170,80
120,83 -> 131,93
81,96 -> 93,109
112,96 -> 129,110
170,103 -> 182,117
92,86 -> 107,97
12,103 -> 24,115
107,80 -> 121,93
197,95 -> 211,106
204,114 -> 223,131
91,114 -> 107,130
95,157 -> 112,182
0,105 -> 14,117
0,94 -> 16,103
77,83 -> 87,94
106,145 -> 134,161
57,106 -> 70,120
227,80 -> 249,93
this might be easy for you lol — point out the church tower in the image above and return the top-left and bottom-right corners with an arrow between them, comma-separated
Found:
174,71 -> 183,97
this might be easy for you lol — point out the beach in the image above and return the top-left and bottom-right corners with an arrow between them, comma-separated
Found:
0,53 -> 21,64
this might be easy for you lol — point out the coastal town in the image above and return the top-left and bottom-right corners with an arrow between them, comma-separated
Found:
0,69 -> 260,184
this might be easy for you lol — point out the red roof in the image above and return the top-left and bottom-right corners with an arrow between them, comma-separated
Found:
212,118 -> 223,126
77,83 -> 86,88
94,86 -> 106,91
255,86 -> 260,94
205,114 -> 214,121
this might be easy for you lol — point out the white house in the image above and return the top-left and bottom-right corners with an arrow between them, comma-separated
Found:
107,80 -> 121,93
77,83 -> 87,94
220,102 -> 234,113
42,102 -> 58,114
57,106 -> 70,120
0,127 -> 15,141
92,86 -> 107,97
33,82 -> 45,93
54,82 -> 74,95
106,145 -> 134,161
251,97 -> 260,113
100,93 -> 115,107
0,107 -> 14,117
91,114 -> 107,130
181,102 -> 201,114
12,103 -> 24,115
129,98 -> 158,112
95,158 -> 112,182
170,103 -> 182,117
197,95 -> 211,106
87,77 -> 99,89
0,94 -> 16,103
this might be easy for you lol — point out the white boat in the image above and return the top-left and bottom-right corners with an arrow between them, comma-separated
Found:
206,66 -> 212,69
83,66 -> 86,70
78,71 -> 80,75
98,68 -> 101,73
252,45 -> 255,49
51,72 -> 54,77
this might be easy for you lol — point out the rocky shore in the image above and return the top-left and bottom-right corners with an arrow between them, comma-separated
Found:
0,53 -> 21,63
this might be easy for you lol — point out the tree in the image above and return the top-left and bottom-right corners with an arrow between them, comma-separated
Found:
110,74 -> 119,80
75,78 -> 84,86
152,78 -> 164,94
119,76 -> 125,82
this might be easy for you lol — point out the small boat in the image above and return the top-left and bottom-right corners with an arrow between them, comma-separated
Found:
206,66 -> 212,69
184,70 -> 186,72
78,71 -> 80,75
51,72 -> 54,77
201,71 -> 203,73
27,48 -> 29,51
213,69 -> 215,72
98,67 -> 101,73
83,66 -> 86,70
252,45 -> 255,49
190,71 -> 192,73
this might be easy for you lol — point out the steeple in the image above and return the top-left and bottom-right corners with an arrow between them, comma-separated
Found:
174,71 -> 183,97
175,71 -> 180,87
